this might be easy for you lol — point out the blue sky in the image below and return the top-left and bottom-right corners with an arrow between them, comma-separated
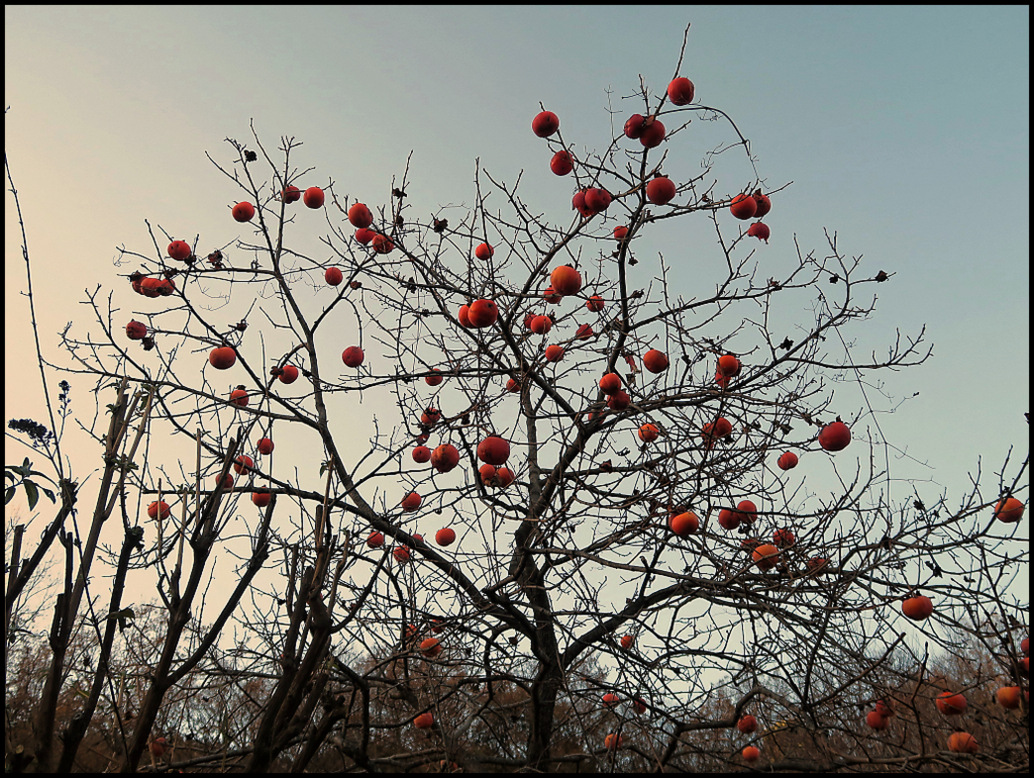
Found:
5,6 -> 1029,522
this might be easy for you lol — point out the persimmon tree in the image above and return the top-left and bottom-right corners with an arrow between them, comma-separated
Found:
7,25 -> 1028,773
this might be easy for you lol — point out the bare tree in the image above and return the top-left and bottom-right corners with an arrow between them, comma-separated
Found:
6,24 -> 1027,773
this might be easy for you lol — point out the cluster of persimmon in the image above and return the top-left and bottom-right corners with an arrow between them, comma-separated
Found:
898,500 -> 1026,625
864,634 -> 1030,754
680,370 -> 897,590
233,183 -> 326,223
595,643 -> 654,750
365,529 -> 440,565
729,191 -> 773,244
132,75 -> 783,502
124,70 -> 1029,765
538,76 -> 772,245
129,271 -> 175,299
864,698 -> 896,732
456,299 -> 499,329
502,264 -> 597,364
208,337 -> 303,410
590,349 -> 669,417
735,525 -> 799,573
131,183 -> 397,404
210,438 -> 271,503
342,200 -> 395,254
145,424 -> 278,517
714,352 -> 741,389
735,713 -> 760,762
389,433 -> 514,552
479,464 -> 515,488
599,689 -> 647,715
660,352 -> 863,578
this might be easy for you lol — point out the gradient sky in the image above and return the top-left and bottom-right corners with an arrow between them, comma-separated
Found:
6,6 -> 1029,533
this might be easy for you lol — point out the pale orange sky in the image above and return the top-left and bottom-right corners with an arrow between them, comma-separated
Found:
6,6 -> 1028,609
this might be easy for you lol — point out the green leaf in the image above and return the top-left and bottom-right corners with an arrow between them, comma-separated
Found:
24,481 -> 39,511
5,486 -> 16,505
